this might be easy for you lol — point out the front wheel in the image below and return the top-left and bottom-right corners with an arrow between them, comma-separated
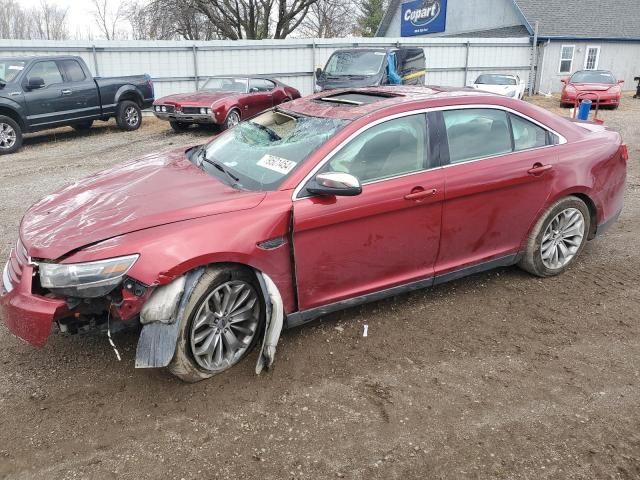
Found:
518,197 -> 590,277
169,266 -> 263,382
222,109 -> 241,130
116,100 -> 142,131
0,115 -> 23,155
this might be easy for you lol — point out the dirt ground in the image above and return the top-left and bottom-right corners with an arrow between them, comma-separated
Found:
0,94 -> 639,480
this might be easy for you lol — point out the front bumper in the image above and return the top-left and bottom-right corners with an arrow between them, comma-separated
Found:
561,93 -> 620,106
153,111 -> 217,125
1,262 -> 67,347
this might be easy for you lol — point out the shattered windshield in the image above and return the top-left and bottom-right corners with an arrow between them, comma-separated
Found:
0,59 -> 26,84
324,51 -> 386,76
195,110 -> 347,190
202,77 -> 248,92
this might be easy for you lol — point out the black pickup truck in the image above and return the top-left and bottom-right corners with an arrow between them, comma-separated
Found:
0,55 -> 154,154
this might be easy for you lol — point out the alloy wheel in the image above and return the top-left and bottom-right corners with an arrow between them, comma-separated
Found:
189,280 -> 259,371
227,111 -> 240,128
540,207 -> 585,269
125,106 -> 139,127
0,123 -> 17,149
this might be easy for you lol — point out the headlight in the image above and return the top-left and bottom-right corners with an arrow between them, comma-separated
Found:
161,106 -> 167,112
200,107 -> 207,114
39,254 -> 139,298
154,105 -> 160,112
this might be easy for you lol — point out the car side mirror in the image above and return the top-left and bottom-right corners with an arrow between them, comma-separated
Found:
26,77 -> 45,90
315,67 -> 323,79
618,79 -> 625,84
306,172 -> 362,197
560,78 -> 568,84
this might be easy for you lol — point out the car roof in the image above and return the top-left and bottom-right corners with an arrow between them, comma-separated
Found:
281,85 -> 497,121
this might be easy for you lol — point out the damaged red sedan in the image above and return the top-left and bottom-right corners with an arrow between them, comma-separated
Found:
153,75 -> 300,132
560,70 -> 624,108
1,86 -> 627,382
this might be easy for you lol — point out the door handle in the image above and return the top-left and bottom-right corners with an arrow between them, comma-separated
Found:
527,163 -> 553,176
404,188 -> 437,201
61,89 -> 72,96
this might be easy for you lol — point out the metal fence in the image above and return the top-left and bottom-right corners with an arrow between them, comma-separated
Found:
0,37 -> 534,98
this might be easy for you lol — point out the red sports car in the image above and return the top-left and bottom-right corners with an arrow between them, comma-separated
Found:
2,87 -> 627,382
560,70 -> 624,108
153,75 -> 300,131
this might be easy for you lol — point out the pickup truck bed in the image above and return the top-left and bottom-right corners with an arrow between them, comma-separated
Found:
0,55 -> 154,154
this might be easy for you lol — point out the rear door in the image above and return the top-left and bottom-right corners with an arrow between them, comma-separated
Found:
22,60 -> 67,128
292,113 -> 444,310
57,59 -> 101,121
435,107 -> 558,277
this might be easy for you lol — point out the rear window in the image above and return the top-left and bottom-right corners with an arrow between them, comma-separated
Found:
59,60 -> 86,82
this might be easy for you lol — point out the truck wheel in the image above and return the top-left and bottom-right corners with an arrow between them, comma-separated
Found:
170,121 -> 191,132
0,115 -> 23,155
116,100 -> 142,131
72,120 -> 94,131
518,196 -> 590,277
169,266 -> 264,383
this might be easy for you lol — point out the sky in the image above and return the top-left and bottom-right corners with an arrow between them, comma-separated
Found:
19,0 -> 112,39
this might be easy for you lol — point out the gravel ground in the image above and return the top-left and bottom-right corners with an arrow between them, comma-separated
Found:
0,95 -> 639,480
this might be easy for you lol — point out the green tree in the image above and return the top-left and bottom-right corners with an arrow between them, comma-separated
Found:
357,0 -> 385,37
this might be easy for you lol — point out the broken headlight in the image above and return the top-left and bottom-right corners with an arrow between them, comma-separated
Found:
38,254 -> 139,298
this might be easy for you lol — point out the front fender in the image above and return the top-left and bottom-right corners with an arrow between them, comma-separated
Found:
0,96 -> 27,129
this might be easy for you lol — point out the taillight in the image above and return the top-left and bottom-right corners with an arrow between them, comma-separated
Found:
620,144 -> 629,162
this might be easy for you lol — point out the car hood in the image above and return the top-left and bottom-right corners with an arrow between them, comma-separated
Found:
158,91 -> 238,106
569,83 -> 614,92
21,148 -> 266,260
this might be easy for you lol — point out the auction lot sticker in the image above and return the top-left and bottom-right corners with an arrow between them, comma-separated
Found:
257,154 -> 296,175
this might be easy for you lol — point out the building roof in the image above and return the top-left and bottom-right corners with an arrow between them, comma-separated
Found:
513,0 -> 640,40
377,0 -> 640,41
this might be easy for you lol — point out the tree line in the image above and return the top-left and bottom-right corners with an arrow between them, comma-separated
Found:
0,0 -> 386,41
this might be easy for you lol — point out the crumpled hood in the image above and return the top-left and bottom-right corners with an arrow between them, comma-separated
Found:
570,83 -> 613,92
158,91 -> 237,106
21,148 -> 266,260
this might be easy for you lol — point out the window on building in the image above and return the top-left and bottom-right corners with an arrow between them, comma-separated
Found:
559,45 -> 575,74
584,46 -> 600,70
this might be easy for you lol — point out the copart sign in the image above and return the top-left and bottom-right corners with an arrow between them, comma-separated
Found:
401,0 -> 447,36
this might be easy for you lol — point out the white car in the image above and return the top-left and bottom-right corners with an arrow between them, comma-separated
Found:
469,74 -> 526,99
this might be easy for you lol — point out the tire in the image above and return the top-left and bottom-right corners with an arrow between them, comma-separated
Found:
170,121 -> 191,132
72,120 -> 94,131
116,100 -> 142,131
222,109 -> 241,130
0,115 -> 23,155
168,266 -> 264,383
518,196 -> 591,277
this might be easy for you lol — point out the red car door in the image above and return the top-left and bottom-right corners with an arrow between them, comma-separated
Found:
292,114 -> 444,310
247,78 -> 274,117
435,107 -> 557,276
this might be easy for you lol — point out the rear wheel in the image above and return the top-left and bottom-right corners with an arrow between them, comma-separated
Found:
116,100 -> 142,131
518,197 -> 590,277
170,121 -> 191,132
169,266 -> 263,382
0,115 -> 22,155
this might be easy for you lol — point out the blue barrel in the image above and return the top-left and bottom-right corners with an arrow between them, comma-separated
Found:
577,99 -> 592,120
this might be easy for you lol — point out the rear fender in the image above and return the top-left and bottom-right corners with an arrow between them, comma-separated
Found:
115,85 -> 143,106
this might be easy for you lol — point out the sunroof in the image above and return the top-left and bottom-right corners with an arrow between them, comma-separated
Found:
317,91 -> 400,106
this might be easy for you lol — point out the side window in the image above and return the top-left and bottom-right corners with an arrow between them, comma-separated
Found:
443,109 -> 512,163
509,114 -> 549,151
249,79 -> 275,92
59,60 -> 86,82
27,61 -> 63,87
320,114 -> 427,183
